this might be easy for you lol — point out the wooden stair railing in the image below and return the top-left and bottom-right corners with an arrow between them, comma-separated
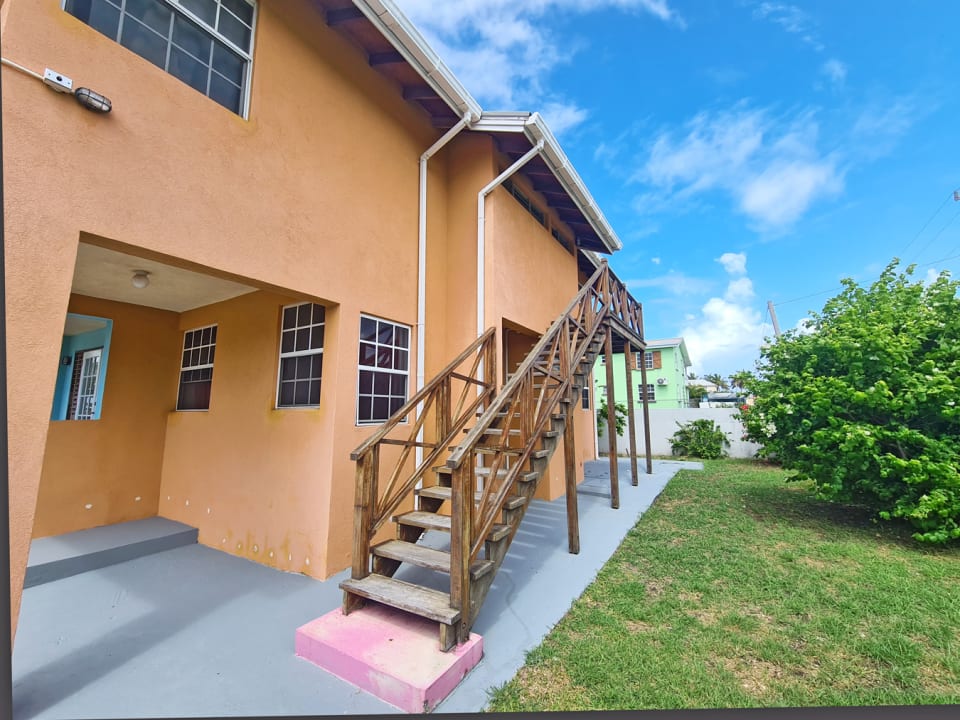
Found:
341,261 -> 645,651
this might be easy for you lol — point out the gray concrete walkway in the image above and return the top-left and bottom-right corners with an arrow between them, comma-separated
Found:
12,458 -> 699,718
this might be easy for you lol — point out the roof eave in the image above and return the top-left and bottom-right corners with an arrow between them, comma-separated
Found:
471,113 -> 622,255
352,0 -> 482,120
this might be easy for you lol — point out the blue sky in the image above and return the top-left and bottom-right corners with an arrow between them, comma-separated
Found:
394,0 -> 960,378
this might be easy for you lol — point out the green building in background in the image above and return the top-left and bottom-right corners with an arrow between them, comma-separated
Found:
593,337 -> 692,409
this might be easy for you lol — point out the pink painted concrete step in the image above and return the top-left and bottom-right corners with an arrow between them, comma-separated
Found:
295,604 -> 483,713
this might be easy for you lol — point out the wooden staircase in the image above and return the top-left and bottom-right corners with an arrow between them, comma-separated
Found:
341,261 -> 645,650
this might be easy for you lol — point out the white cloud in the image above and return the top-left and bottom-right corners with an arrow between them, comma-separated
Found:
680,253 -> 765,375
626,271 -> 714,296
794,316 -> 816,335
394,0 -> 683,117
539,101 -> 590,135
717,252 -> 747,276
924,267 -> 941,285
821,58 -> 847,86
752,2 -> 823,51
651,256 -> 662,265
634,105 -> 843,230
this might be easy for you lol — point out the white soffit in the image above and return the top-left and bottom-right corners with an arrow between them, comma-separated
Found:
72,243 -> 257,313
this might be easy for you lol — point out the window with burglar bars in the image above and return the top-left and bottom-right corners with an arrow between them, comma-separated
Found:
277,303 -> 324,408
357,315 -> 410,424
177,324 -> 216,410
639,383 -> 656,402
64,0 -> 255,115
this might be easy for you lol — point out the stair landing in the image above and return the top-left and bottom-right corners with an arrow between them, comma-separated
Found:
295,603 -> 483,713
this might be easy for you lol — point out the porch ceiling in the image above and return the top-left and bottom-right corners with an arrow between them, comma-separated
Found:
72,243 -> 257,313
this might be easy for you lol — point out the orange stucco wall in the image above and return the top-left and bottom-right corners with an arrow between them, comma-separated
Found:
3,0 -> 435,632
34,295 -> 180,538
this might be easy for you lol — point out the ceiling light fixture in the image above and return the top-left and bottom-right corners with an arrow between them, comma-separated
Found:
131,270 -> 150,289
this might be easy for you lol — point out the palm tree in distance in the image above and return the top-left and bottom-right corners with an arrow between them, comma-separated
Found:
704,373 -> 729,390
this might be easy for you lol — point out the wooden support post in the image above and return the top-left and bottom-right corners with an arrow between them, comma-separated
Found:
563,399 -> 580,554
345,447 -> 377,614
623,341 -> 639,486
449,462 -> 472,644
638,351 -> 654,474
603,328 -> 619,509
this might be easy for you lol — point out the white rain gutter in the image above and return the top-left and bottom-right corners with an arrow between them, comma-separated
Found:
415,112 -> 476,470
476,139 -> 545,337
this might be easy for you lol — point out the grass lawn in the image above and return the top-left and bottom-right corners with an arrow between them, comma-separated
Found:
487,459 -> 960,711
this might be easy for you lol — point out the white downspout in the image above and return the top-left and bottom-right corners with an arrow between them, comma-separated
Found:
476,139 -> 545,338
415,112 -> 475,472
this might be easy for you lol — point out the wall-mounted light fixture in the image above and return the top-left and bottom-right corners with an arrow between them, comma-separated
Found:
74,87 -> 111,113
131,270 -> 150,289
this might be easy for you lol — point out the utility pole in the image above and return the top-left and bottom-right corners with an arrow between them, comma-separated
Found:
767,300 -> 782,338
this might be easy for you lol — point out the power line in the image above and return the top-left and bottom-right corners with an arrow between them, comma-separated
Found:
907,204 -> 960,265
899,188 -> 956,258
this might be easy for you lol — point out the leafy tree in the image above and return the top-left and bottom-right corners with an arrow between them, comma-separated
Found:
741,260 -> 960,544
687,384 -> 708,403
670,419 -> 730,459
596,397 -> 628,437
704,373 -> 730,390
687,372 -> 698,380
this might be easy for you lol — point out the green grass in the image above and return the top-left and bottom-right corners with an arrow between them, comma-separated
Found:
487,459 -> 960,711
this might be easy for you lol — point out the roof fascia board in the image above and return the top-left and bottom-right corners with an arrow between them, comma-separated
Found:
352,0 -> 482,119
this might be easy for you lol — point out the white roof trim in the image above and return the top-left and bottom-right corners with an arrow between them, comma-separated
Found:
352,0 -> 482,120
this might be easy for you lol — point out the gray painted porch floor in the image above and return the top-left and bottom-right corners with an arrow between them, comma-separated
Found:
13,458 -> 699,718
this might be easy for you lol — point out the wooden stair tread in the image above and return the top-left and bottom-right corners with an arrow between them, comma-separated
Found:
340,575 -> 460,624
372,540 -> 494,579
395,511 -> 511,541
418,485 -> 526,510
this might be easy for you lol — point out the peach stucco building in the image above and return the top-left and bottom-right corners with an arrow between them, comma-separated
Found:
2,0 -> 629,637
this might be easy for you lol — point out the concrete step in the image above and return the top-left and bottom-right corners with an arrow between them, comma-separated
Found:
26,516 -> 198,588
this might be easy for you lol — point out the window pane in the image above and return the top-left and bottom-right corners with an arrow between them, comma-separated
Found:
310,324 -> 325,350
294,381 -> 309,406
169,46 -> 208,93
281,357 -> 296,381
312,304 -> 325,323
191,348 -> 201,365
281,329 -> 295,354
395,326 -> 409,348
179,0 -> 217,26
373,372 -> 389,394
360,317 -> 377,341
212,42 -> 244,84
394,349 -> 408,371
378,322 -> 394,345
126,0 -> 171,35
390,374 -> 405,395
210,71 -> 243,112
279,381 -> 295,407
211,326 -> 218,342
67,0 -> 122,39
297,303 -> 311,326
120,18 -> 168,69
201,326 -> 211,344
312,354 -> 323,379
359,343 -> 375,366
173,14 -> 213,61
283,306 -> 297,330
295,328 -> 310,352
222,0 -> 254,26
218,9 -> 251,49
182,350 -> 190,367
308,380 -> 320,406
358,397 -> 372,422
372,397 -> 388,421
178,377 -> 211,410
359,370 -> 373,394
377,347 -> 392,369
389,397 -> 404,415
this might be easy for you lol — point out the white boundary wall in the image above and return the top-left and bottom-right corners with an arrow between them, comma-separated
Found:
597,407 -> 761,459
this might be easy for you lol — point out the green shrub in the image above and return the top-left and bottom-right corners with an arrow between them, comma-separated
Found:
670,419 -> 730,459
741,260 -> 960,544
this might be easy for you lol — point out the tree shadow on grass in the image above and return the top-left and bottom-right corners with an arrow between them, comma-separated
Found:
734,479 -> 957,555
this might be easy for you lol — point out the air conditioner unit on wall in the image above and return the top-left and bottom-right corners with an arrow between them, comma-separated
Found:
656,377 -> 668,385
